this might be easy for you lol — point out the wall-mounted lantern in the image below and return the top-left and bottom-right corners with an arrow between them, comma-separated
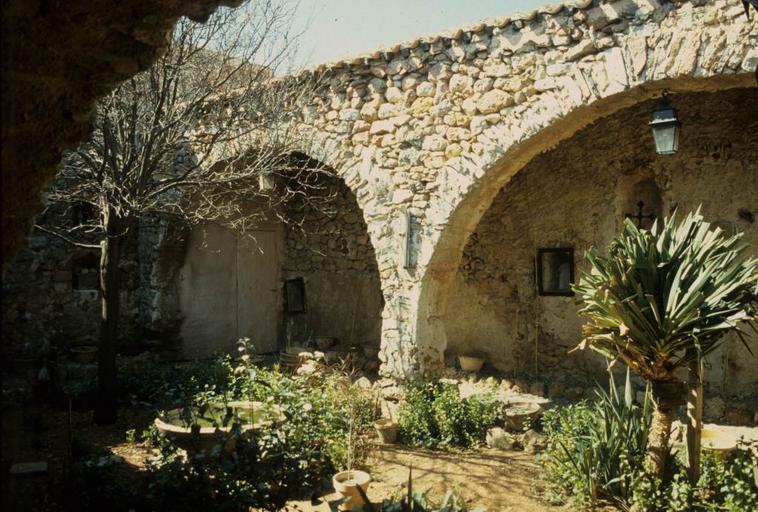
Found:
649,95 -> 681,155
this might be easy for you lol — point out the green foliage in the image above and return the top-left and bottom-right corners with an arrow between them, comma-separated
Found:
541,372 -> 758,511
630,441 -> 758,511
119,353 -> 239,407
540,370 -> 652,508
398,381 -> 501,449
135,340 -> 378,510
573,209 -> 758,381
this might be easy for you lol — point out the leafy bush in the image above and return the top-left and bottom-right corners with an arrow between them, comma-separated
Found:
540,370 -> 652,508
541,369 -> 758,511
119,353 -> 238,407
630,442 -> 758,512
398,381 -> 501,449
137,343 -> 378,510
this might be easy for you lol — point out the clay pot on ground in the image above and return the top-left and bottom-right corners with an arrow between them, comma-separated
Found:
70,345 -> 98,364
374,418 -> 398,444
332,470 -> 371,511
458,355 -> 485,372
279,346 -> 308,369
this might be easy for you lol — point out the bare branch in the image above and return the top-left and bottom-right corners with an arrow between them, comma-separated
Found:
34,224 -> 101,250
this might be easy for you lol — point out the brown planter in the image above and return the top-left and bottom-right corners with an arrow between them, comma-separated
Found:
505,402 -> 542,431
332,470 -> 371,511
153,401 -> 285,451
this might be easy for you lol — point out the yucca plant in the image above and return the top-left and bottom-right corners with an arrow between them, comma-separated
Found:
542,369 -> 652,508
573,209 -> 758,478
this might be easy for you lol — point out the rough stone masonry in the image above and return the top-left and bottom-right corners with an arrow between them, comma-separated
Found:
286,0 -> 757,381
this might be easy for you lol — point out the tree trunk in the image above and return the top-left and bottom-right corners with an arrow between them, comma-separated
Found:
685,358 -> 703,484
646,380 -> 683,478
93,207 -> 130,425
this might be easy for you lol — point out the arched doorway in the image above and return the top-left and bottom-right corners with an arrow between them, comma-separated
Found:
177,154 -> 384,361
424,86 -> 758,396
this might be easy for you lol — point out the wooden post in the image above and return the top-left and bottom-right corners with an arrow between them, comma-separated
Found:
686,358 -> 703,484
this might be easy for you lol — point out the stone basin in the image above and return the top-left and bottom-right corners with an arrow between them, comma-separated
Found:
154,400 -> 285,450
673,421 -> 758,454
504,402 -> 542,431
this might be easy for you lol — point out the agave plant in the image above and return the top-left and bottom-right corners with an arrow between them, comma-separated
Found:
573,209 -> 758,478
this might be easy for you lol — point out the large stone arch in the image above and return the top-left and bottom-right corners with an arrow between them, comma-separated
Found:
417,76 -> 756,374
431,86 -> 758,396
276,0 -> 757,378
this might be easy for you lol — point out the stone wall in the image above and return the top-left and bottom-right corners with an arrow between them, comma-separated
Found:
290,0 -> 756,377
2,210 -> 143,358
446,88 -> 758,396
283,174 -> 382,350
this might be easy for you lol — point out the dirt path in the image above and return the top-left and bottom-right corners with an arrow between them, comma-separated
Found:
282,444 -> 557,511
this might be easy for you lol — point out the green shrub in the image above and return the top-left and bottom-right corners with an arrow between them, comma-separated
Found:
399,381 -> 501,449
540,370 -> 651,508
541,369 -> 758,511
139,348 -> 379,510
630,442 -> 758,511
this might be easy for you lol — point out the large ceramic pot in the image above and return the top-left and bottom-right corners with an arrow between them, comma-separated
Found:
332,470 -> 371,511
458,355 -> 485,372
154,401 -> 284,451
673,422 -> 758,455
70,345 -> 98,364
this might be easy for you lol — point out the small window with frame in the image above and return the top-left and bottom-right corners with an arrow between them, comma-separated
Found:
537,248 -> 574,296
72,252 -> 100,291
284,277 -> 306,313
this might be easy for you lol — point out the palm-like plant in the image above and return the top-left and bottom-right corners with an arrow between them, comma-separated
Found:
573,209 -> 758,477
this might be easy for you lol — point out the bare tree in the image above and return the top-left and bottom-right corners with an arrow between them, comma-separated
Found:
35,0 -> 330,424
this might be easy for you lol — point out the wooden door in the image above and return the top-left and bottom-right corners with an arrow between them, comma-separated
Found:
235,230 -> 280,353
179,224 -> 281,357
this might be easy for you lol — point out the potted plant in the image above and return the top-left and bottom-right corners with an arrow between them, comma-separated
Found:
332,416 -> 371,510
458,352 -> 485,372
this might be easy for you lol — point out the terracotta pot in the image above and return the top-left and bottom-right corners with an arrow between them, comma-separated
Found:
374,418 -> 398,444
458,355 -> 485,372
70,345 -> 98,364
332,470 -> 371,511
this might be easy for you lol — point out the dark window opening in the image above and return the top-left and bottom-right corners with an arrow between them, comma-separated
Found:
537,248 -> 574,296
284,277 -> 306,313
72,252 -> 99,291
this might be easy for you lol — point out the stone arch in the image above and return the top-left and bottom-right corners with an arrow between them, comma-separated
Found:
278,152 -> 385,364
170,149 -> 386,365
279,0 -> 757,378
418,81 -> 758,393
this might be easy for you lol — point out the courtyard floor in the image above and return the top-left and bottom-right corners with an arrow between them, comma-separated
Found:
2,404 -> 559,511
